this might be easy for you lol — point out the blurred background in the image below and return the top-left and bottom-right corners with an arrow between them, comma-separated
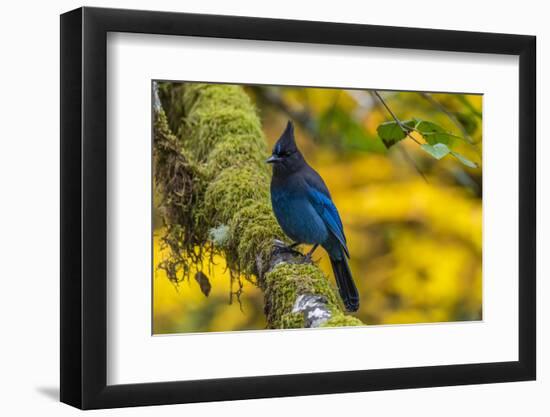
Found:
153,84 -> 482,334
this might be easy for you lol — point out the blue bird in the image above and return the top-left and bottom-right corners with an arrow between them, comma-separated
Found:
267,121 -> 360,312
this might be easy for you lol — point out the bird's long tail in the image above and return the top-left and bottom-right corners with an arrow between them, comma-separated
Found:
330,257 -> 359,312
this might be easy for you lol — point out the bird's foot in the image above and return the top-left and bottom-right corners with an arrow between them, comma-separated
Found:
272,240 -> 316,265
301,253 -> 314,264
272,240 -> 303,257
269,240 -> 307,270
300,244 -> 319,264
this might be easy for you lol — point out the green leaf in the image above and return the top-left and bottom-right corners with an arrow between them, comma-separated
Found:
450,151 -> 478,168
414,120 -> 455,145
403,119 -> 420,130
421,143 -> 451,160
377,121 -> 407,148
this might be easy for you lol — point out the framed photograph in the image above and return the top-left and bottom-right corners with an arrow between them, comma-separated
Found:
60,6 -> 536,409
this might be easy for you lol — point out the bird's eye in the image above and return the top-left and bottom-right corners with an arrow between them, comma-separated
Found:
278,151 -> 292,157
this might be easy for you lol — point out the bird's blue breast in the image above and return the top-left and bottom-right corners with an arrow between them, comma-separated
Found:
271,186 -> 329,245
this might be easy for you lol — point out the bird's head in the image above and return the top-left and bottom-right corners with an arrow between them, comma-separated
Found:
266,121 -> 304,173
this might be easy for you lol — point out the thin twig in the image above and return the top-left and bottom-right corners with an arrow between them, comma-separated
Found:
372,91 -> 428,183
373,91 -> 422,145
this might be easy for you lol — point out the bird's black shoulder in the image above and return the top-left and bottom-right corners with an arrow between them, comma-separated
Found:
300,163 -> 331,198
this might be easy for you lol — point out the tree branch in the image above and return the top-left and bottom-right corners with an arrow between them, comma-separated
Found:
153,82 -> 363,329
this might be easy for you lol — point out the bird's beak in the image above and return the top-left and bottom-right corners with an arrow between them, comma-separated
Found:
266,155 -> 280,164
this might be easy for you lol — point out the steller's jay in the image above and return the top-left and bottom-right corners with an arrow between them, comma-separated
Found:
266,121 -> 359,312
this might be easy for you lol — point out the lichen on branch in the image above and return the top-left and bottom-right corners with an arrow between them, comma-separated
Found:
153,82 -> 364,329
264,263 -> 362,328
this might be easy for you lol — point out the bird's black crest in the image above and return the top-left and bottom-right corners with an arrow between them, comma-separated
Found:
273,120 -> 297,155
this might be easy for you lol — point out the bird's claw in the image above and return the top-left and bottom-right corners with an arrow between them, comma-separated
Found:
301,253 -> 314,264
273,239 -> 288,249
272,240 -> 304,258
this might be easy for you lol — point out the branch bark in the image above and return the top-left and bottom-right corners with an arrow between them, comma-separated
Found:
153,82 -> 363,329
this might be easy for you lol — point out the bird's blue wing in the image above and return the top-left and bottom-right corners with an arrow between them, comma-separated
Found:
306,186 -> 350,258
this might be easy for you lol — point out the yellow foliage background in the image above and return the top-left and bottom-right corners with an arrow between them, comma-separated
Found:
153,85 -> 482,334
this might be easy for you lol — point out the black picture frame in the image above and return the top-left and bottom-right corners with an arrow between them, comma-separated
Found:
60,6 -> 536,410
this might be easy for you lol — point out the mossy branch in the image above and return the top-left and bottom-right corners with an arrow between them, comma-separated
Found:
153,82 -> 363,329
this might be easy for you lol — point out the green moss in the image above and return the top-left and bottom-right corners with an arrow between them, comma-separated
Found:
279,312 -> 306,328
322,313 -> 364,328
181,84 -> 264,162
264,263 -> 341,329
204,167 -> 270,226
179,82 -> 279,279
161,82 -> 278,282
183,83 -> 257,116
156,82 -> 187,135
153,107 -> 209,282
206,134 -> 266,177
228,202 -> 283,277
185,108 -> 263,161
263,262 -> 363,329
